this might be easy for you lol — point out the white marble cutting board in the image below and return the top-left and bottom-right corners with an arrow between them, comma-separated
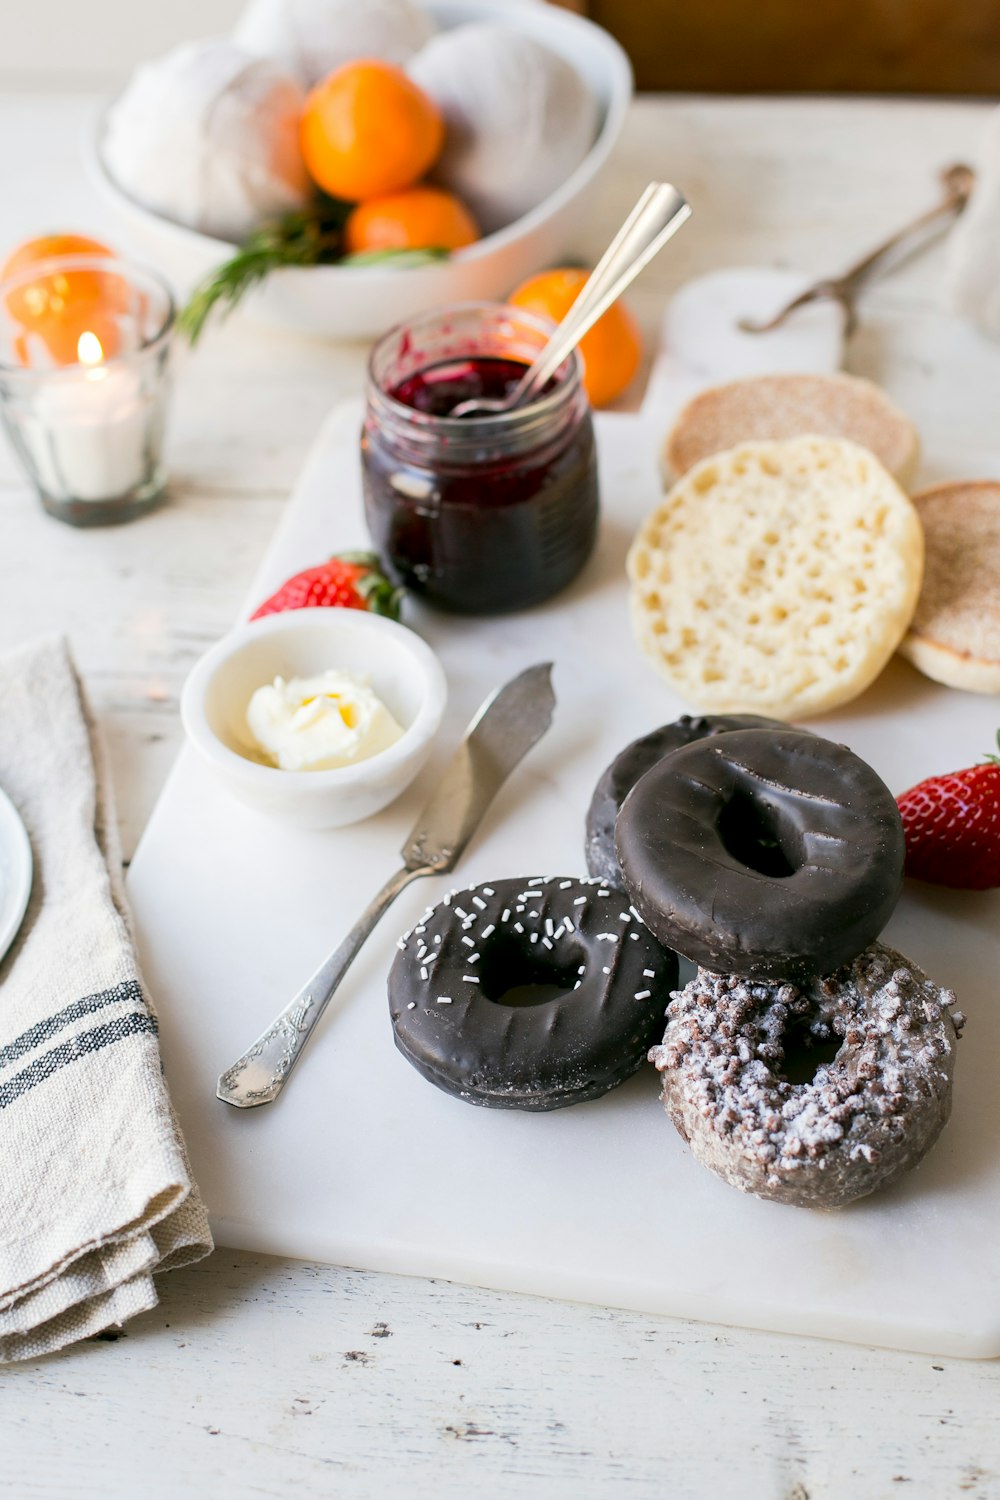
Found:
128,280 -> 1000,1358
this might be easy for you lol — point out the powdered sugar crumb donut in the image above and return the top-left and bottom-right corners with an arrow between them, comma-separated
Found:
649,943 -> 964,1208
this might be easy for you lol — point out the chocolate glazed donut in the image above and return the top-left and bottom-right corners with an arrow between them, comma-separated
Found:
585,715 -> 788,889
389,877 -> 678,1110
615,729 -> 905,981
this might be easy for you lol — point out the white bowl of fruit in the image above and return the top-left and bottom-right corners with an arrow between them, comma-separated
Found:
88,0 -> 633,341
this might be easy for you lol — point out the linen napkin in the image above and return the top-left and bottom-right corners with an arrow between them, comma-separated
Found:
0,635 -> 211,1361
946,107 -> 1000,336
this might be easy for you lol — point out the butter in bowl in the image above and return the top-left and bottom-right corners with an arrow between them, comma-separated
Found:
180,609 -> 447,828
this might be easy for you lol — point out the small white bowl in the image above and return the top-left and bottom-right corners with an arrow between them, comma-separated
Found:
180,610 -> 447,829
87,0 -> 633,340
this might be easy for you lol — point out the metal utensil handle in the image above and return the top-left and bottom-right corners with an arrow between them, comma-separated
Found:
512,182 -> 691,407
830,161 -> 974,299
217,863 -> 427,1108
742,162 -> 974,334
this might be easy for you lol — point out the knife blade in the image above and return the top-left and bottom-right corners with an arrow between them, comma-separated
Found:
217,661 -> 556,1108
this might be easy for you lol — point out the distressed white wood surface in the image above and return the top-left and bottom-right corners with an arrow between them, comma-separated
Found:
3,93 -> 1000,1496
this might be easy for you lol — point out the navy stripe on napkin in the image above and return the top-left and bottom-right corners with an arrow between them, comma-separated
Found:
0,980 -> 147,1072
0,981 -> 156,1111
0,1010 -> 157,1111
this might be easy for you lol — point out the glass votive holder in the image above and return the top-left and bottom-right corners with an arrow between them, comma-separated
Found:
0,256 -> 175,526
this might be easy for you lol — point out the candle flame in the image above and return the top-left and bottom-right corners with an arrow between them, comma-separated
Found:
77,331 -> 104,366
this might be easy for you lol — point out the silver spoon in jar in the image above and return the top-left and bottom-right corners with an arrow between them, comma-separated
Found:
449,181 -> 692,419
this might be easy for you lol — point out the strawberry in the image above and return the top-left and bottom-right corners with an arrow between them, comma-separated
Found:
896,733 -> 1000,889
250,551 -> 402,621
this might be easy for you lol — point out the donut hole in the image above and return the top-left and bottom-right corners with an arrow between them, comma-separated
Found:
479,943 -> 585,1010
717,789 -> 798,878
776,1010 -> 842,1086
496,980 -> 569,1009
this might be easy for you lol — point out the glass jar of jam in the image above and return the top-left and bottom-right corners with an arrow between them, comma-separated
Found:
361,302 -> 598,614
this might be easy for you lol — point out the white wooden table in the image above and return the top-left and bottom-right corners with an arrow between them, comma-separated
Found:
4,93 -> 1000,1498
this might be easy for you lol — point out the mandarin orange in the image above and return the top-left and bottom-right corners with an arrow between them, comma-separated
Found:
301,61 -> 443,202
508,267 -> 643,408
2,233 -> 127,364
344,186 -> 478,255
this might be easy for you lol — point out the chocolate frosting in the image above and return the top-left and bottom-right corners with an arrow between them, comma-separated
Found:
388,876 -> 678,1110
615,729 -> 905,981
585,715 -> 787,889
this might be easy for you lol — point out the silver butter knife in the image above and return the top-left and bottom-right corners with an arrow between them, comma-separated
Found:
217,661 -> 556,1108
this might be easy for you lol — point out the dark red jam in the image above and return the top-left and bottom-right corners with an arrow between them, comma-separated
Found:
389,356 -> 529,417
361,338 -> 599,615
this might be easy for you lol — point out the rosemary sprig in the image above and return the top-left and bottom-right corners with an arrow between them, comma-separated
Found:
177,196 -> 351,344
178,198 -> 454,344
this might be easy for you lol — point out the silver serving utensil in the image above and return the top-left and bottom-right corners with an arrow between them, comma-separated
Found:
449,181 -> 692,419
738,162 -> 975,336
217,661 -> 556,1108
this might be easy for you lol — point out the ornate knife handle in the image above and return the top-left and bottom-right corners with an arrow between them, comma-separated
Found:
217,863 -> 428,1108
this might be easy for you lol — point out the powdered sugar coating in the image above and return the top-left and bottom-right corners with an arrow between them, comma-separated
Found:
649,943 -> 964,1208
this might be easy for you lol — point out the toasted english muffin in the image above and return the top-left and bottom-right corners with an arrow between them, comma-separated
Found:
628,435 -> 924,720
900,480 -> 1000,694
663,372 -> 920,489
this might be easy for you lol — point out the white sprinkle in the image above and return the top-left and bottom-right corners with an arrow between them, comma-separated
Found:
530,932 -> 538,943
528,877 -> 545,886
545,918 -> 554,937
602,966 -> 611,974
415,925 -> 426,935
598,890 -> 610,897
437,996 -> 453,1004
630,932 -> 640,941
396,939 -> 406,951
578,966 -> 586,975
434,934 -> 442,945
462,936 -> 475,948
472,897 -> 487,910
618,912 -> 631,923
519,892 -> 543,901
515,905 -> 525,914
634,990 -> 651,1001
443,894 -> 452,906
462,976 -> 479,984
481,924 -> 495,939
463,920 -> 475,931
542,937 -> 553,950
407,1002 -> 416,1010
574,980 -> 581,989
514,922 -> 524,933
454,907 -> 469,920
573,896 -> 587,906
501,909 -> 511,923
559,880 -> 573,889
469,953 -> 480,963
564,916 -> 575,932
482,887 -> 495,896
420,966 -> 429,980
597,933 -> 618,942
643,969 -> 655,979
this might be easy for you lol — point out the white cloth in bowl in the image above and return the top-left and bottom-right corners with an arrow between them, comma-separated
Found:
0,636 -> 211,1362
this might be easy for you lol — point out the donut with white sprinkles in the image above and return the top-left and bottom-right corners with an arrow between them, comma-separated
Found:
389,877 -> 679,1110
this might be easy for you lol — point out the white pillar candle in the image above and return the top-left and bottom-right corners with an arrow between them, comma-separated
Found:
22,332 -> 152,503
